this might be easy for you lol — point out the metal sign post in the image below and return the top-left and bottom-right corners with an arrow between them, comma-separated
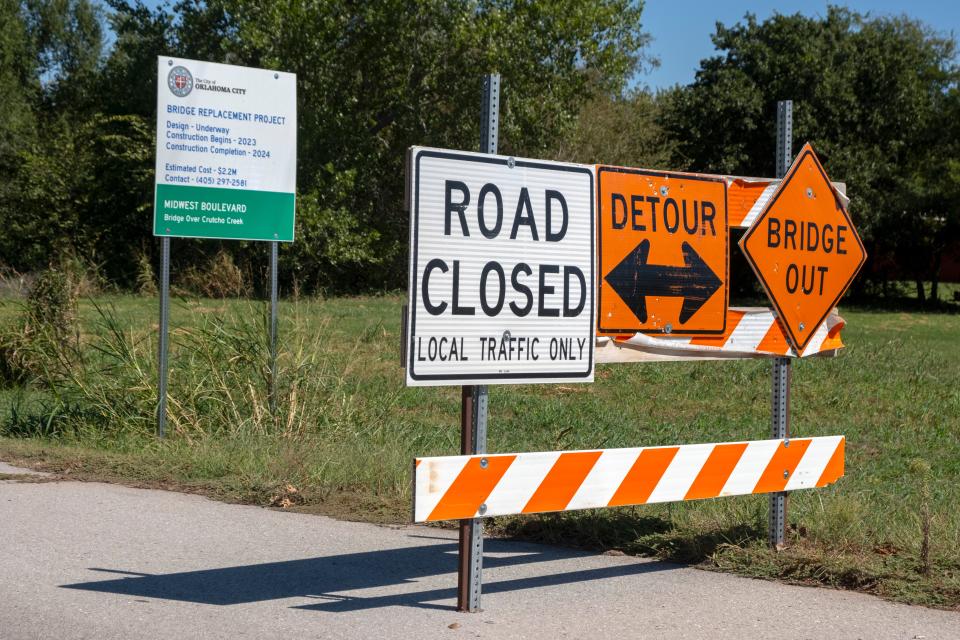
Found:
269,241 -> 279,414
457,73 -> 499,613
769,99 -> 793,550
157,236 -> 171,438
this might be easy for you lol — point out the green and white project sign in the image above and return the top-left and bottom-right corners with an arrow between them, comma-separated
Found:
154,57 -> 297,241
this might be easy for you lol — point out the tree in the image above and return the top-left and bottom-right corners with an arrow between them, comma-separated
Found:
662,8 -> 959,300
179,0 -> 650,290
2,0 -> 652,291
552,89 -> 676,168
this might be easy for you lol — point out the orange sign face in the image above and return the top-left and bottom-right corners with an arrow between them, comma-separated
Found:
740,143 -> 866,353
597,167 -> 728,335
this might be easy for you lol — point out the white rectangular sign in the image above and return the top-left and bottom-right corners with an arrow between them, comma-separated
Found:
154,56 -> 296,241
406,147 -> 595,386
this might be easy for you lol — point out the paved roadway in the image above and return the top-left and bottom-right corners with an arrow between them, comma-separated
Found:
1,462 -> 957,639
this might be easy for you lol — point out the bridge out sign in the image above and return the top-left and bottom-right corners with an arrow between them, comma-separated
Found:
154,57 -> 297,241
405,148 -> 595,386
740,143 -> 866,353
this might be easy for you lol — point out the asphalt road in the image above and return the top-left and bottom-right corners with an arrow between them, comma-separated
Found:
1,462 -> 957,639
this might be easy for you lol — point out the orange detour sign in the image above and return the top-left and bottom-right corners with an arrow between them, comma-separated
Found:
597,168 -> 728,335
740,143 -> 866,354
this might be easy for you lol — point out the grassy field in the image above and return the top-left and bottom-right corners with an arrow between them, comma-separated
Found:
1,291 -> 958,609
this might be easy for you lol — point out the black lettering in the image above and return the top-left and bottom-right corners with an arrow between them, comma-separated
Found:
664,198 -> 680,233
477,183 -> 503,239
444,180 -> 470,236
786,263 -> 799,293
767,217 -> 781,248
784,219 -> 797,250
630,195 -> 646,231
451,260 -> 475,315
807,221 -> 820,251
801,264 -> 815,294
479,261 -> 506,316
422,259 -> 448,315
538,264 -> 559,317
648,196 -> 660,232
509,263 -> 534,317
611,193 -> 627,229
563,266 -> 586,317
701,200 -> 717,235
545,190 -> 568,241
683,200 -> 698,234
837,225 -> 848,255
817,265 -> 828,294
822,224 -> 834,252
510,187 -> 539,240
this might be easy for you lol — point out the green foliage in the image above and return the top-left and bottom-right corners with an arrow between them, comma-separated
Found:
552,89 -> 677,168
0,266 -> 79,385
1,0 -> 650,292
662,8 -> 960,297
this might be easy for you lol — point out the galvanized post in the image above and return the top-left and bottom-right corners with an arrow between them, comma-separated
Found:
457,73 -> 499,614
269,241 -> 279,414
157,236 -> 171,438
769,99 -> 793,550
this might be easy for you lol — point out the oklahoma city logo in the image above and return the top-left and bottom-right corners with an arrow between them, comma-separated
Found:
168,66 -> 193,98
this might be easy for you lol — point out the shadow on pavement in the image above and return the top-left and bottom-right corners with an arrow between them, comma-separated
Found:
62,536 -> 675,612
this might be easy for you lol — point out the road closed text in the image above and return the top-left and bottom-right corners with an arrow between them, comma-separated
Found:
420,180 -> 586,319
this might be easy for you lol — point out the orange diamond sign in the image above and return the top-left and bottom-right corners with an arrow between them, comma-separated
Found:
740,143 -> 866,354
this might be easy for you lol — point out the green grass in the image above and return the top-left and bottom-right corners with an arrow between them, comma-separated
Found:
1,292 -> 958,609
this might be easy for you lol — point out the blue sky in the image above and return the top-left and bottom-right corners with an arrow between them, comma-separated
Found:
640,1 -> 960,90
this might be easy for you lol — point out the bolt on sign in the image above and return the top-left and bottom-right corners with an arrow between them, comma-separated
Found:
740,143 -> 866,353
597,168 -> 728,335
405,147 -> 595,386
154,57 -> 297,241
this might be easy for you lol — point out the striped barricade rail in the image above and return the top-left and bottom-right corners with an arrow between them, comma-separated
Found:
414,436 -> 844,522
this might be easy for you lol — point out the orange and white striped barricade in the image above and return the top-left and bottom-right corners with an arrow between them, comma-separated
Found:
414,436 -> 844,522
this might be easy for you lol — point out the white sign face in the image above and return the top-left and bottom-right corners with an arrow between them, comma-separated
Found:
406,147 -> 595,386
154,56 -> 297,241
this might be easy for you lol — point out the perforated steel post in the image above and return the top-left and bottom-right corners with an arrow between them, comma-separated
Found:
157,236 -> 171,438
457,73 -> 499,614
769,99 -> 793,550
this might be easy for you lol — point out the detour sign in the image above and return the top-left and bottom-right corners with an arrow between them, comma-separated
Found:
597,167 -> 728,335
740,143 -> 866,353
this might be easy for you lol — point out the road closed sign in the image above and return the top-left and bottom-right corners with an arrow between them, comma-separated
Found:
154,57 -> 297,241
405,147 -> 595,386
597,167 -> 728,335
740,143 -> 866,353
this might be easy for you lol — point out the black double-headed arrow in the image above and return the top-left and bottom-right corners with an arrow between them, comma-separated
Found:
604,240 -> 722,325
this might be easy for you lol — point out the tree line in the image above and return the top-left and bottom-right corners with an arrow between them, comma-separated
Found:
1,1 -> 957,302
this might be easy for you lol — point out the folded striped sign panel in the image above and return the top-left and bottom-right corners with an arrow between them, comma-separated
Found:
595,308 -> 846,363
727,177 -> 848,229
413,436 -> 844,522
